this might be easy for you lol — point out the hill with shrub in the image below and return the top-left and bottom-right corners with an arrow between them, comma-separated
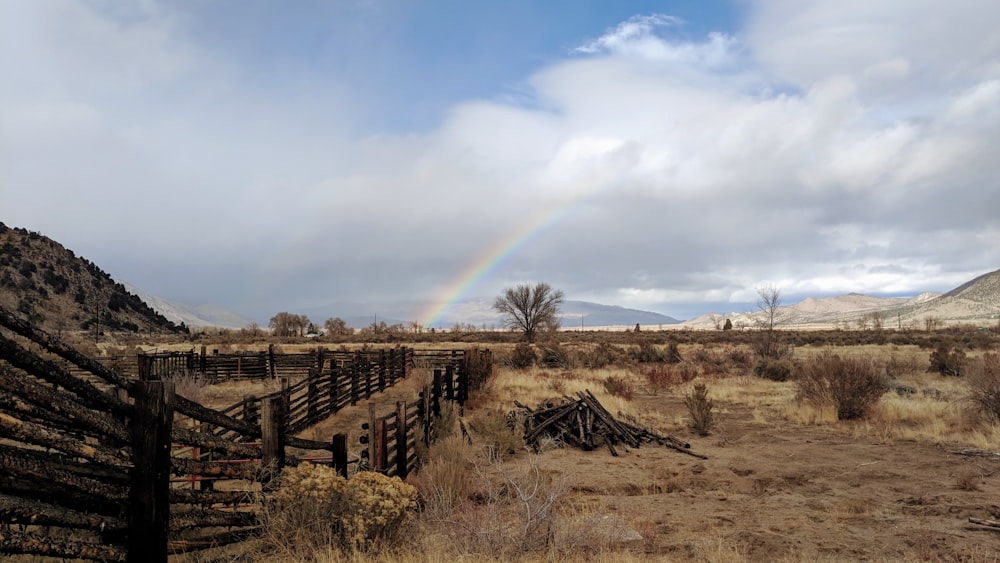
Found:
0,223 -> 186,336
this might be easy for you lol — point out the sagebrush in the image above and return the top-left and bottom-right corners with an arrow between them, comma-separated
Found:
797,352 -> 887,420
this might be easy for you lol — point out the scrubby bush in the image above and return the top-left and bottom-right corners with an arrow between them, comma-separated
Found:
507,342 -> 537,369
580,342 -> 628,369
425,454 -> 570,559
928,343 -> 966,376
644,364 -> 696,389
469,409 -> 524,460
266,463 -> 417,554
684,383 -> 714,436
754,358 -> 793,381
967,352 -> 1000,422
797,352 -> 888,420
603,375 -> 636,400
630,342 -> 665,363
538,343 -> 573,369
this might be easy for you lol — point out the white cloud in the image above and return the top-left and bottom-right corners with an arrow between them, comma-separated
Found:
2,1 -> 998,320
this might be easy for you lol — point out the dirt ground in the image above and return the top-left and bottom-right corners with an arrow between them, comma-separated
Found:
529,394 -> 1000,562
193,365 -> 1000,561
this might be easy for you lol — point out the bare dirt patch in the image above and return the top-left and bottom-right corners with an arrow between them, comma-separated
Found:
523,394 -> 1000,561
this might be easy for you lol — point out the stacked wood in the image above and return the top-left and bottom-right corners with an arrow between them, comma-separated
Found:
513,390 -> 706,460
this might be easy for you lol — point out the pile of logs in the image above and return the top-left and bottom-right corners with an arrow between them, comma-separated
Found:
513,390 -> 706,460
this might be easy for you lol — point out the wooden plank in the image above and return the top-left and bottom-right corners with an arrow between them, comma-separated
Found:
260,395 -> 286,486
396,401 -> 408,478
332,433 -> 348,478
128,380 -> 175,563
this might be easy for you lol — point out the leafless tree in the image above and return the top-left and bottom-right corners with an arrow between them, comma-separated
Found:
751,285 -> 788,361
324,317 -> 353,337
493,282 -> 564,343
269,311 -> 311,337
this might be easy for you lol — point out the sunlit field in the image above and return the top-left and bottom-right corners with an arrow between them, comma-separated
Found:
151,329 -> 1000,562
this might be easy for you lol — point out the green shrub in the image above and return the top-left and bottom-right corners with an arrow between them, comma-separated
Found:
797,352 -> 887,420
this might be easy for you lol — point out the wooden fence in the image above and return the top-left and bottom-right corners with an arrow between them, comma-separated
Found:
0,305 -> 492,561
0,309 -> 368,561
210,347 -> 413,439
361,349 -> 493,478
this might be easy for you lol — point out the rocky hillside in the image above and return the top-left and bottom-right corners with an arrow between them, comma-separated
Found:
0,223 -> 186,335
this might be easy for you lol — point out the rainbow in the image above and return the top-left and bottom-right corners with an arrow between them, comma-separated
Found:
420,211 -> 554,328
421,138 -> 633,327
420,189 -> 606,328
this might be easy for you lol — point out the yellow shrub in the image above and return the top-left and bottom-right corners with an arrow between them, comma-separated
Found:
269,462 -> 417,553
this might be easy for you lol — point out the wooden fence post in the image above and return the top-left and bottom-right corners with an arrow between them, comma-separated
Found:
316,348 -> 325,377
400,347 -> 408,379
364,354 -> 373,399
307,371 -> 318,424
387,349 -> 396,385
350,354 -> 361,406
445,365 -> 455,402
261,396 -> 286,487
242,394 -> 258,427
367,402 -> 376,470
432,369 -> 442,418
128,380 -> 175,563
332,433 -> 348,478
137,354 -> 153,382
422,384 -> 432,446
268,344 -> 276,379
374,418 -> 387,473
395,401 -> 408,478
330,361 -> 340,412
378,349 -> 386,391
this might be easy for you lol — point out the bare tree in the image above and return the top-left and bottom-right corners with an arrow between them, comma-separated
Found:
324,317 -> 353,337
751,285 -> 788,361
269,312 -> 311,337
493,282 -> 564,343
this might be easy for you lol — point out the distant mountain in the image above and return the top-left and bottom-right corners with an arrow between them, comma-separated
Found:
122,282 -> 253,329
0,223 -> 185,335
560,300 -> 680,328
680,268 -> 999,329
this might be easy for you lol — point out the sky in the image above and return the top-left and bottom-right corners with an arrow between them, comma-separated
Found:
2,0 -> 999,325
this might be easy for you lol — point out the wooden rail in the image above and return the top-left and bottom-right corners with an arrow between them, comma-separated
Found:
361,349 -> 493,478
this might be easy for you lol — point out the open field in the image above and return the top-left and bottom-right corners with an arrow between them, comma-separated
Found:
152,335 -> 1000,562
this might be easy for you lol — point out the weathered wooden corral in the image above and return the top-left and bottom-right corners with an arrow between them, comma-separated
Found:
0,304 -> 496,561
0,307 -> 424,561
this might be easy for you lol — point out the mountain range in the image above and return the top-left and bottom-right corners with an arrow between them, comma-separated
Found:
1,223 -> 997,333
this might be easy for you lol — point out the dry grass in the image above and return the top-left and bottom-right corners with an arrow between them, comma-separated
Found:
179,340 -> 1000,562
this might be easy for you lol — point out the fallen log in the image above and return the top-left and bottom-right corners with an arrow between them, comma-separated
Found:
951,449 -> 1000,459
969,517 -> 1000,529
